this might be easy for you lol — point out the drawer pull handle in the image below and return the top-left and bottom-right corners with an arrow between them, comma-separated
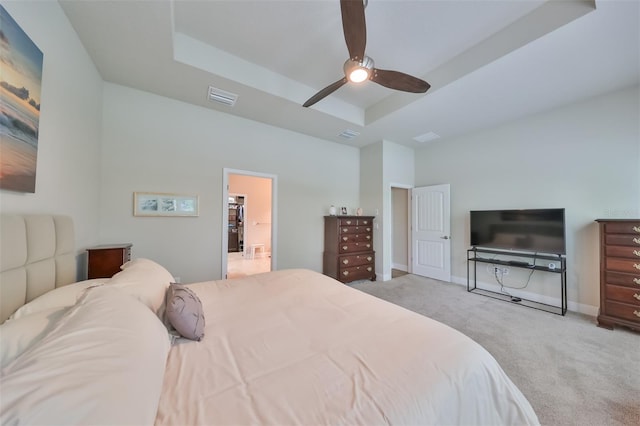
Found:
634,294 -> 640,301
634,278 -> 640,285
342,237 -> 348,241
346,220 -> 352,225
342,271 -> 349,276
634,238 -> 640,245
366,244 -> 371,248
635,264 -> 640,271
635,250 -> 640,257
366,228 -> 371,232
342,259 -> 349,265
367,267 -> 372,272
366,235 -> 371,240
634,310 -> 640,318
633,226 -> 640,233
343,228 -> 348,233
367,256 -> 372,261
342,246 -> 348,251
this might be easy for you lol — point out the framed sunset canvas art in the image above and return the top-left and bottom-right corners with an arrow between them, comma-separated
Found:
0,5 -> 43,193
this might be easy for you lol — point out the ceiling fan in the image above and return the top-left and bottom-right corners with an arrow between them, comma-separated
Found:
303,0 -> 430,108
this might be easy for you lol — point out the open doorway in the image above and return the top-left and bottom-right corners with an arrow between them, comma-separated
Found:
391,186 -> 410,279
222,169 -> 277,279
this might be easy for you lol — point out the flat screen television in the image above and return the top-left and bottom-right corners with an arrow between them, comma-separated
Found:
470,208 -> 566,255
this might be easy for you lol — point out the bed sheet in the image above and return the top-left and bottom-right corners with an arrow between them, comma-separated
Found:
155,269 -> 538,425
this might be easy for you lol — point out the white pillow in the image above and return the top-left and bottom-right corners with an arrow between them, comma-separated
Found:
0,307 -> 68,369
9,279 -> 108,321
0,285 -> 171,425
107,258 -> 174,319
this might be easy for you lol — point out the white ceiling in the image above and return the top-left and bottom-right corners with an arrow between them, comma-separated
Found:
59,0 -> 639,148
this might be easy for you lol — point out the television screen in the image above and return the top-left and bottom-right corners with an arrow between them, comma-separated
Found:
470,208 -> 566,255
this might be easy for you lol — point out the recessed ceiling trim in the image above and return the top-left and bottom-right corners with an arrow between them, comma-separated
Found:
172,32 -> 364,125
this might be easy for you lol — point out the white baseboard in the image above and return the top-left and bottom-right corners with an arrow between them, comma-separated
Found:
391,263 -> 408,272
450,275 -> 598,317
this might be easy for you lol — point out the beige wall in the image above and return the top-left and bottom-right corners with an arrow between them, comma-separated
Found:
98,83 -> 360,283
0,1 -> 103,277
414,86 -> 640,314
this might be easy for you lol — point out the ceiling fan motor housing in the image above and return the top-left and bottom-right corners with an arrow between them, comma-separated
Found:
344,56 -> 374,82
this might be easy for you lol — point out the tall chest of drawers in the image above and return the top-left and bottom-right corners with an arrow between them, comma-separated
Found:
323,216 -> 376,283
595,219 -> 640,330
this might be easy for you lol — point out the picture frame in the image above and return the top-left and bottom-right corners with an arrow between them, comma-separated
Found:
133,192 -> 199,217
0,5 -> 44,193
340,206 -> 348,215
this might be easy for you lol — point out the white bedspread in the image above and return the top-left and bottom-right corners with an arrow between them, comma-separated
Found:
155,269 -> 538,425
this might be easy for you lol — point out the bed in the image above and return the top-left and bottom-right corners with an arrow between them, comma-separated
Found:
0,214 -> 539,425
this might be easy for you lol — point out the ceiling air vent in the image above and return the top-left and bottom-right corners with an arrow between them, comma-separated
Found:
413,131 -> 440,143
207,86 -> 238,107
338,129 -> 360,140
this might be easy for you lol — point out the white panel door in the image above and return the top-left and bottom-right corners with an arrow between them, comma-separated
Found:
411,184 -> 451,281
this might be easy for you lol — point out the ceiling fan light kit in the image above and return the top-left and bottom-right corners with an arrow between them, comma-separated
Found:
344,56 -> 374,83
303,0 -> 430,108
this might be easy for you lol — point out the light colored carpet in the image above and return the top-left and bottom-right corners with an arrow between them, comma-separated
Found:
351,273 -> 640,426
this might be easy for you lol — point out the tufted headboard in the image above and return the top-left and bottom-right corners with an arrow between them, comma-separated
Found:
0,215 -> 77,323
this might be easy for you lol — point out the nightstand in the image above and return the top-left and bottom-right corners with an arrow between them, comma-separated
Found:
87,243 -> 132,279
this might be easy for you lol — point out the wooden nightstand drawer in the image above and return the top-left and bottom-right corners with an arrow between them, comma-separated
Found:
87,244 -> 132,279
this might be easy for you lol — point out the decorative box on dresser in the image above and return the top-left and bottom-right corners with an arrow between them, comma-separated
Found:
595,219 -> 640,331
323,216 -> 376,283
87,243 -> 132,279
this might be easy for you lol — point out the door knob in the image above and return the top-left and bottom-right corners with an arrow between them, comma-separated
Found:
440,236 -> 450,240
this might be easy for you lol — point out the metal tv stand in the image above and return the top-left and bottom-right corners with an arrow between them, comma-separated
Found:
467,247 -> 567,316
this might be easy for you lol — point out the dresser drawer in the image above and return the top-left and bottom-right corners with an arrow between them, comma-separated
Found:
339,233 -> 372,243
605,285 -> 640,306
605,234 -> 640,247
605,258 -> 640,274
604,222 -> 640,234
338,218 -> 373,226
340,225 -> 373,235
339,264 -> 375,281
605,271 -> 640,288
339,241 -> 373,253
605,245 -> 640,259
339,253 -> 374,267
603,301 -> 640,323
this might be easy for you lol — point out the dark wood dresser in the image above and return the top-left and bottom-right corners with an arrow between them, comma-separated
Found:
87,243 -> 132,279
595,219 -> 640,330
323,216 -> 376,283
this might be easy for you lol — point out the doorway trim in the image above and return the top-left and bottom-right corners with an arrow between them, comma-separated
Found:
222,168 -> 278,279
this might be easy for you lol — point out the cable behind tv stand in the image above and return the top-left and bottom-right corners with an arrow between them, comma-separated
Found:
466,247 -> 567,315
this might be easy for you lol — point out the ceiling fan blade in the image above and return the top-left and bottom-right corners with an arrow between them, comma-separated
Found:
340,0 -> 366,60
371,68 -> 430,93
303,77 -> 349,108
